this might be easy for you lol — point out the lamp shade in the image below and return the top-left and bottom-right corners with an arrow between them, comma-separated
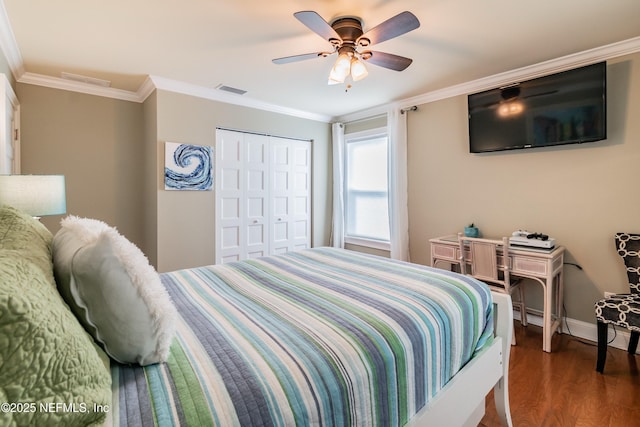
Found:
328,52 -> 351,85
0,175 -> 67,217
350,58 -> 368,81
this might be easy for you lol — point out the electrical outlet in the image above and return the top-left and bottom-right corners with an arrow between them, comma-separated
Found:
604,291 -> 616,298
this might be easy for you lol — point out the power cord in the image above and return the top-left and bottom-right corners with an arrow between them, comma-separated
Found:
563,261 -> 583,270
562,302 -> 617,347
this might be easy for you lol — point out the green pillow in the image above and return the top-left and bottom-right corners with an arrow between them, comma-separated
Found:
53,216 -> 177,366
0,206 -> 111,427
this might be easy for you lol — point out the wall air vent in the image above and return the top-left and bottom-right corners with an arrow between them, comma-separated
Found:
215,84 -> 247,95
61,72 -> 111,87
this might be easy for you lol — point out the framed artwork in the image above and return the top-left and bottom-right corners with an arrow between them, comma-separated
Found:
164,142 -> 213,190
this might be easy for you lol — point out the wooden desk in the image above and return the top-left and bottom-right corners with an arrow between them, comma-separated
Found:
429,235 -> 565,352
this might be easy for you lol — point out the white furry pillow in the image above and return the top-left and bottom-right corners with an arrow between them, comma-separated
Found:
53,216 -> 177,366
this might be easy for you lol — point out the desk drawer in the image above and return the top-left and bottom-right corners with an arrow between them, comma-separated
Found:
512,256 -> 548,276
432,244 -> 458,262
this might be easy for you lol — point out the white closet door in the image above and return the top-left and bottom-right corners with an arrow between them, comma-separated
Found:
270,137 -> 311,254
216,129 -> 311,263
291,140 -> 312,251
216,129 -> 245,263
270,137 -> 292,255
245,133 -> 269,259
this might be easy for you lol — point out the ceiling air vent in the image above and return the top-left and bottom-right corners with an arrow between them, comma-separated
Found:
215,84 -> 247,95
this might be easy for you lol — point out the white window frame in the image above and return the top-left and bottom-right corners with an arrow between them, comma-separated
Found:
343,127 -> 390,251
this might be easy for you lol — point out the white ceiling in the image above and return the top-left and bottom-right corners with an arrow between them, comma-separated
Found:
3,0 -> 640,120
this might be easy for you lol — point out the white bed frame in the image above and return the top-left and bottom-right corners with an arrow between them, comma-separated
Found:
407,291 -> 513,427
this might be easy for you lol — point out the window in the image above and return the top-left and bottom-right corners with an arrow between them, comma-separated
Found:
344,130 -> 390,249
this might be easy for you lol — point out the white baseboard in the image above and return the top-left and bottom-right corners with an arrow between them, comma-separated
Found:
514,309 -> 639,355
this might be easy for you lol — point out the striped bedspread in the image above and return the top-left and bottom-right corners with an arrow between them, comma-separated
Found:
111,247 -> 493,426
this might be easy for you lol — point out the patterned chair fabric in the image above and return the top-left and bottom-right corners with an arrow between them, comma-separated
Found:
594,232 -> 640,373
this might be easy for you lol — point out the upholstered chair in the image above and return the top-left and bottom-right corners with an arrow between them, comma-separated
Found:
595,232 -> 640,373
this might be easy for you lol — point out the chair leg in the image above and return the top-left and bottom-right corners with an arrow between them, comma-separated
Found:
596,321 -> 608,373
629,330 -> 640,354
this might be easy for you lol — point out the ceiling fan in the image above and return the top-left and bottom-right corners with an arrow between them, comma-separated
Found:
273,11 -> 420,85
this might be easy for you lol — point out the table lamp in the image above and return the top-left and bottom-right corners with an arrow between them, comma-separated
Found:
0,174 -> 67,218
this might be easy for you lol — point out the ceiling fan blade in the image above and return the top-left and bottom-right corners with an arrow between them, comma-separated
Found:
364,51 -> 413,71
294,11 -> 341,42
358,11 -> 420,46
272,52 -> 332,65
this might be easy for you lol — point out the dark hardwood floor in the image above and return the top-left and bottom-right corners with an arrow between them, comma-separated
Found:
480,322 -> 640,426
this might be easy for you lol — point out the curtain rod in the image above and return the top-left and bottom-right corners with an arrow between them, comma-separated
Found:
215,127 -> 312,142
401,106 -> 418,114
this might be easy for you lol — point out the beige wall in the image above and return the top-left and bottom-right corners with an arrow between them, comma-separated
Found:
406,53 -> 640,323
154,90 -> 332,272
16,84 -> 147,251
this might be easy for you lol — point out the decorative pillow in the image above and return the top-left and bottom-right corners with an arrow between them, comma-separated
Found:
52,216 -> 177,365
0,204 -> 54,278
0,206 -> 111,426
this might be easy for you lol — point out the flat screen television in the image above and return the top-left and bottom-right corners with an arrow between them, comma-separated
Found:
468,61 -> 607,153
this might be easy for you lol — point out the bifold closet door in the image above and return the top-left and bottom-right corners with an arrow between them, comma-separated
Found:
244,133 -> 269,259
216,130 -> 270,263
270,137 -> 311,255
216,129 -> 311,264
216,129 -> 245,264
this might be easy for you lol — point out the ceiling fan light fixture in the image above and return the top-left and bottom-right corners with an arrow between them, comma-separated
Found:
328,51 -> 352,84
328,63 -> 349,84
280,10 -> 419,86
350,57 -> 368,81
335,51 -> 352,72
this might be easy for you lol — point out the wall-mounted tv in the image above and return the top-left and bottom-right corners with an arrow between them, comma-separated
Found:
468,61 -> 607,153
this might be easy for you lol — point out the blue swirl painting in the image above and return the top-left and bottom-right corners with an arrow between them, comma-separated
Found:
164,142 -> 213,190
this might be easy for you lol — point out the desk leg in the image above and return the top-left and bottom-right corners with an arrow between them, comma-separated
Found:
556,270 -> 564,335
542,278 -> 551,353
541,271 -> 563,353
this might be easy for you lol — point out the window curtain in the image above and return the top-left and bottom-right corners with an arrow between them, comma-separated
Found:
387,108 -> 410,261
331,122 -> 345,248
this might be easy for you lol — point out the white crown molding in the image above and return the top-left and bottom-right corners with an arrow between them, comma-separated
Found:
148,75 -> 332,123
137,76 -> 157,102
338,36 -> 640,123
14,71 -> 333,122
0,0 -> 24,80
18,72 -> 142,102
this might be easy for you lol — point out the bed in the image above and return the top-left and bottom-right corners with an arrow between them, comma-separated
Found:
0,206 -> 512,427
109,248 -> 513,426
